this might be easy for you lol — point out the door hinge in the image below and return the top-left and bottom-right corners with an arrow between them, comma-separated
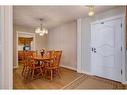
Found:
101,22 -> 104,24
121,46 -> 122,51
121,69 -> 122,75
121,23 -> 122,28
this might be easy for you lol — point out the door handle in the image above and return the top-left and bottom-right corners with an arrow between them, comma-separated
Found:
91,48 -> 94,52
91,48 -> 96,53
94,48 -> 96,53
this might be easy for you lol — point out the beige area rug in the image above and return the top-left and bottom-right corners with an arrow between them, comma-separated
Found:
63,75 -> 125,89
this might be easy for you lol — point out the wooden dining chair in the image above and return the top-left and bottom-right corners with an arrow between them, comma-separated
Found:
21,51 -> 33,77
44,51 -> 62,80
43,51 -> 51,58
22,51 -> 44,80
26,56 -> 44,80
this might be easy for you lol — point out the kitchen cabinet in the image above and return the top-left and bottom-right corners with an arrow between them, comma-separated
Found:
18,37 -> 33,45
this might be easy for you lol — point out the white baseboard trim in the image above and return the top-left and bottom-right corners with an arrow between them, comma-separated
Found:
82,71 -> 93,75
13,65 -> 18,69
82,71 -> 126,84
77,70 -> 82,73
60,64 -> 77,71
122,81 -> 127,84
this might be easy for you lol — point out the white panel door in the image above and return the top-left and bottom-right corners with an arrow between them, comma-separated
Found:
91,18 -> 122,82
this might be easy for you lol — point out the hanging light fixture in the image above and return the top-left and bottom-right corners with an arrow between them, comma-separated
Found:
35,18 -> 48,36
88,6 -> 95,16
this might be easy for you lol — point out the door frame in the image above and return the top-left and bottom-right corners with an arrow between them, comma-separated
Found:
91,15 -> 125,83
15,31 -> 35,68
77,19 -> 82,73
0,6 -> 13,89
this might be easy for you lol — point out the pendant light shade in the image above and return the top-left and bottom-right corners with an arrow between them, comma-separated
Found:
39,32 -> 44,36
35,18 -> 48,36
35,27 -> 40,33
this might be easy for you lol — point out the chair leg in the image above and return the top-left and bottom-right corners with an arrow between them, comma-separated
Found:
40,67 -> 43,78
31,69 -> 35,80
22,66 -> 25,76
27,68 -> 31,80
57,69 -> 61,78
22,66 -> 27,77
50,70 -> 53,80
44,69 -> 47,79
24,67 -> 28,80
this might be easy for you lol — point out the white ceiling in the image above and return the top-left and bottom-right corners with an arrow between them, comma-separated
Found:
13,6 -> 116,29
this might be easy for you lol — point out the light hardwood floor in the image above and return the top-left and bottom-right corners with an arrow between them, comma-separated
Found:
13,64 -> 82,89
13,64 -> 127,89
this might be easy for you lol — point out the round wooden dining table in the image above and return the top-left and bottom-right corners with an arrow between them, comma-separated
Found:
33,55 -> 53,66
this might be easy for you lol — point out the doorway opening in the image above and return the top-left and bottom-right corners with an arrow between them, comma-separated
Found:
15,31 -> 35,68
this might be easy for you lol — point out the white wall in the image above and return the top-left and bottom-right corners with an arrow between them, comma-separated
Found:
78,7 -> 125,74
35,33 -> 47,51
48,21 -> 77,70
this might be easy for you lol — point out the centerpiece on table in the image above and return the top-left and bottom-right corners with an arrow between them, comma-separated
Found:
40,48 -> 45,57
